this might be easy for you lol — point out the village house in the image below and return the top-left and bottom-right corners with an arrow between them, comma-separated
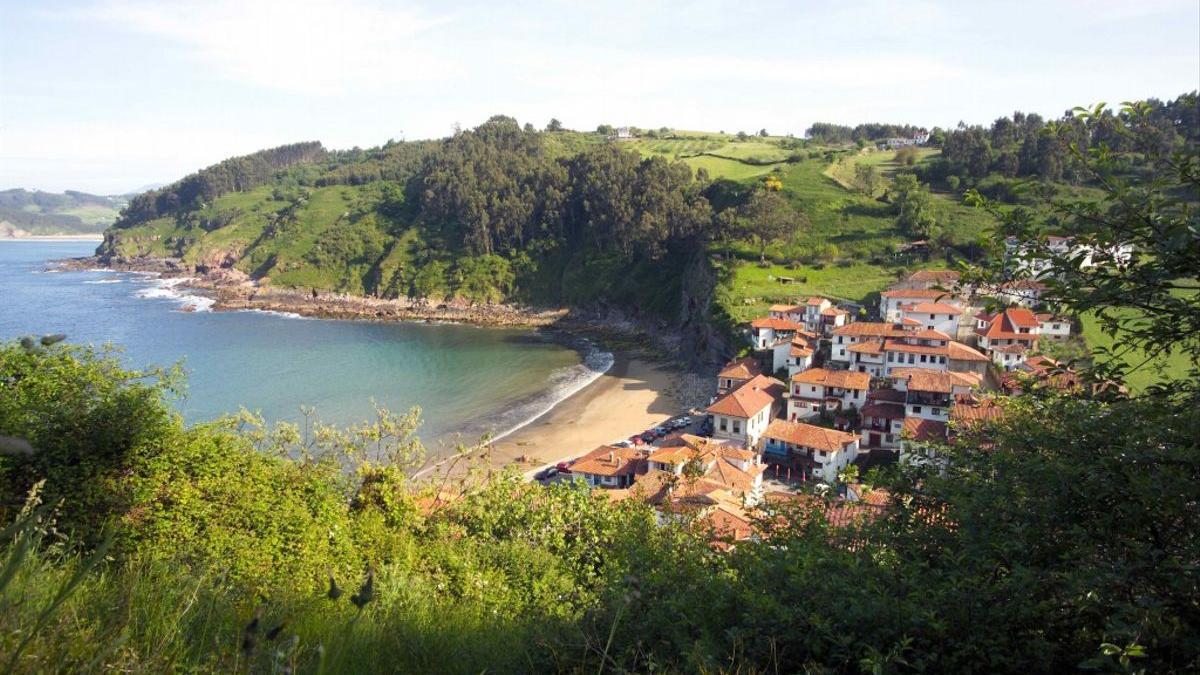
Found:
570,445 -> 648,488
643,434 -> 767,506
993,279 -> 1047,308
898,302 -> 963,337
760,419 -> 861,483
1036,312 -> 1072,340
716,356 -> 762,396
705,373 -> 785,447
889,368 -> 982,423
976,307 -> 1041,369
1005,235 -> 1133,279
898,417 -> 950,468
1000,354 -> 1081,395
786,336 -> 817,377
786,367 -> 870,420
749,316 -> 804,351
879,288 -> 963,323
831,322 -> 989,377
859,388 -> 907,451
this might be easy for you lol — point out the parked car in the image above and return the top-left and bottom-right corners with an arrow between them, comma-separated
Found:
677,416 -> 692,428
555,461 -> 572,473
535,467 -> 558,481
640,432 -> 657,443
612,440 -> 632,448
630,435 -> 645,445
653,426 -> 670,437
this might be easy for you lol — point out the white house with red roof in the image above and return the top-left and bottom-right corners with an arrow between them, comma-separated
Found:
889,368 -> 982,423
859,389 -> 907,450
760,419 -> 861,483
705,374 -> 785,447
879,288 -> 962,323
571,445 -> 649,488
976,307 -> 1041,369
786,367 -> 870,420
749,316 -> 804,351
831,322 -> 989,377
801,296 -> 832,333
786,336 -> 817,376
899,301 -> 963,337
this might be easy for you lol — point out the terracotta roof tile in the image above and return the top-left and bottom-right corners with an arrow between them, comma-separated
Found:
902,418 -> 947,443
762,419 -> 859,452
706,374 -> 785,418
790,368 -> 870,390
718,356 -> 762,380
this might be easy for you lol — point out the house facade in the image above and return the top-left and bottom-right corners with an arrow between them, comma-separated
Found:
705,374 -> 785,447
760,419 -> 861,483
716,356 -> 762,396
786,368 -> 870,420
976,308 -> 1041,369
879,288 -> 962,323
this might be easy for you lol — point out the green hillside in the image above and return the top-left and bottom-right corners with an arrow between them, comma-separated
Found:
0,189 -> 125,235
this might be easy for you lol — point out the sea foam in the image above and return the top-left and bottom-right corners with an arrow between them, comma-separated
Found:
134,277 -> 215,312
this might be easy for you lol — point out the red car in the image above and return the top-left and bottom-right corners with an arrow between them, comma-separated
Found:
556,461 -> 573,473
630,435 -> 644,445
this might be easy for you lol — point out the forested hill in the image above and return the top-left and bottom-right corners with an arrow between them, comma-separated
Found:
97,95 -> 1198,349
99,116 -> 725,325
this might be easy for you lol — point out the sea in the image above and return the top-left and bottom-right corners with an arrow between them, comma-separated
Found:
0,240 -> 612,455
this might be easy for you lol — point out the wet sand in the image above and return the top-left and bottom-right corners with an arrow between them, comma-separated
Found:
416,352 -> 687,483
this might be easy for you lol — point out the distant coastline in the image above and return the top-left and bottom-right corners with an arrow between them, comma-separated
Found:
2,234 -> 104,241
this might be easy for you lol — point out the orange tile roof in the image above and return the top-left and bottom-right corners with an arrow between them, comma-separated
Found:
750,317 -> 804,331
718,356 -> 762,380
903,302 -> 963,315
902,418 -> 947,443
769,303 -> 800,313
833,322 -> 909,338
890,368 -> 982,393
821,307 -> 848,317
859,401 -> 905,419
706,374 -> 784,418
806,296 -> 827,306
951,395 -> 1005,425
977,308 -> 1041,339
847,340 -> 884,354
572,445 -> 647,477
947,342 -> 990,361
789,344 -> 814,357
790,368 -> 870,390
762,419 -> 859,452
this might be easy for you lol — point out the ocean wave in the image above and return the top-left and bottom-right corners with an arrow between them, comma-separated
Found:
486,341 -> 615,444
237,308 -> 310,320
83,278 -> 123,284
133,277 -> 215,312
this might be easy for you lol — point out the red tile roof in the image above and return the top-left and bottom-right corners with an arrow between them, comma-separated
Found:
890,368 -> 982,393
977,308 -> 1041,339
750,317 -> 805,331
902,302 -> 963,316
902,418 -> 948,443
572,445 -> 647,477
762,419 -> 859,452
906,270 -> 961,284
860,401 -> 905,419
706,374 -> 785,418
718,356 -> 762,380
806,296 -> 828,306
947,342 -> 990,361
833,322 -> 910,338
791,368 -> 870,390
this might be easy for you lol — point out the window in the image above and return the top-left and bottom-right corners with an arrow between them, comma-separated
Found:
888,352 -> 895,362
838,349 -> 845,357
810,386 -> 817,393
719,418 -> 727,432
912,405 -> 922,413
939,356 -> 946,364
732,421 -> 742,434
932,407 -> 941,415
930,313 -> 935,320
920,354 -> 927,363
907,354 -> 915,364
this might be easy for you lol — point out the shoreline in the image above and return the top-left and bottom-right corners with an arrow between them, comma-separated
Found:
54,255 -> 567,328
416,350 -> 706,483
52,255 -> 714,480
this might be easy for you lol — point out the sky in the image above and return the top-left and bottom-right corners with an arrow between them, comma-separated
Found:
1,0 -> 1197,194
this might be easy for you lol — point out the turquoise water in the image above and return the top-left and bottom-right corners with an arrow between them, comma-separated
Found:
0,240 -> 610,454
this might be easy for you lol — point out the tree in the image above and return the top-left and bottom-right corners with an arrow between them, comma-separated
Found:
546,118 -> 564,132
853,164 -> 881,196
596,124 -> 615,136
891,173 -> 938,239
735,189 -> 806,262
758,128 -> 769,137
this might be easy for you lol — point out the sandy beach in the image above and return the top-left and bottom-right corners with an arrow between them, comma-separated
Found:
416,351 -> 696,483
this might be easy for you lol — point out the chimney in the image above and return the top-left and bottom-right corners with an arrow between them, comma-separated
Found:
609,450 -> 615,464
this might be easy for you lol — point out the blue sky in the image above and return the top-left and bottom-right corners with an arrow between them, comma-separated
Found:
2,0 -> 1197,194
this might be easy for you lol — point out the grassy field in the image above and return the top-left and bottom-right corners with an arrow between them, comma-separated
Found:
1081,309 -> 1194,393
715,259 -> 902,323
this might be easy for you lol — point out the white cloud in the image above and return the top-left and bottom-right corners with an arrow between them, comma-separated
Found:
70,0 -> 456,95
